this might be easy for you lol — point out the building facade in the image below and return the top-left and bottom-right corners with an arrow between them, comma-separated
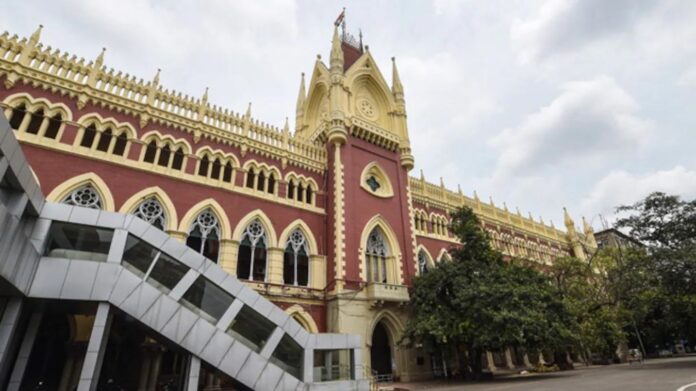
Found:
0,24 -> 597,382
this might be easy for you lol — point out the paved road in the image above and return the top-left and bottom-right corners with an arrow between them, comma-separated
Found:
399,356 -> 696,391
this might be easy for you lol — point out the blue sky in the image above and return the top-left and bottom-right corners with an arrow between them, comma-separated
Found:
3,0 -> 696,229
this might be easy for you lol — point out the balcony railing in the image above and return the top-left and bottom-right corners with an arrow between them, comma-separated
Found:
366,283 -> 409,305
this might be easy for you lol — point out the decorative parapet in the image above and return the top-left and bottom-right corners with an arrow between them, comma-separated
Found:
0,28 -> 327,172
366,283 -> 409,307
408,176 -> 569,244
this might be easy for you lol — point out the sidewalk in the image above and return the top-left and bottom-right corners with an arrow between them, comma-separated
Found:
377,363 -> 597,390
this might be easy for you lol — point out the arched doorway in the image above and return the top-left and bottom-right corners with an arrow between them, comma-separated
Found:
371,322 -> 392,377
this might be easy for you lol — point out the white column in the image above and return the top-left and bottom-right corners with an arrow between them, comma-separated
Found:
77,303 -> 112,391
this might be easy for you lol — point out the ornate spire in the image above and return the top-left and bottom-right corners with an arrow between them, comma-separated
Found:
296,72 -> 306,110
419,169 -> 425,182
201,87 -> 209,104
563,207 -> 575,228
245,102 -> 252,118
95,47 -> 106,69
29,24 -> 43,45
391,57 -> 404,99
152,68 -> 161,86
582,216 -> 593,235
330,25 -> 344,72
282,117 -> 290,147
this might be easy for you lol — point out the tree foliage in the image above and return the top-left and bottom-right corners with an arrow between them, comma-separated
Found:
404,207 -> 575,375
615,192 -> 696,348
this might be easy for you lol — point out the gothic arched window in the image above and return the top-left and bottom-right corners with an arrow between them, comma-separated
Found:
366,228 -> 389,283
418,250 -> 429,274
8,104 -> 27,130
26,109 -> 44,135
157,144 -> 171,167
236,220 -> 267,281
143,141 -> 158,163
186,209 -> 220,262
95,128 -> 112,152
283,228 -> 309,286
80,124 -> 98,148
62,185 -> 102,209
133,198 -> 167,230
245,168 -> 256,188
172,147 -> 185,170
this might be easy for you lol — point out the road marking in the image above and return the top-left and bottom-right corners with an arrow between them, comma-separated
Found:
678,382 -> 696,391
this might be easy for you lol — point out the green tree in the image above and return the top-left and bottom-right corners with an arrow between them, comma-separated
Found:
404,207 -> 575,378
615,192 -> 696,349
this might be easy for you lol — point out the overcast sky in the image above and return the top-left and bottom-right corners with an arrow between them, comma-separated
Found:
3,0 -> 696,230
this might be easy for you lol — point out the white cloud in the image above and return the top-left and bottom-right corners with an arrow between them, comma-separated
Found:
511,0 -> 653,64
490,75 -> 651,178
579,166 -> 696,224
678,68 -> 696,88
401,52 -> 500,162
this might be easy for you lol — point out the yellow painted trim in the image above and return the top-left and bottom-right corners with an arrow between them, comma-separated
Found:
232,209 -> 278,248
178,198 -> 232,239
285,304 -> 319,333
2,92 -> 74,121
194,145 -> 240,168
436,248 -> 451,262
360,161 -> 394,198
359,214 -> 403,284
46,172 -> 116,211
119,186 -> 179,232
140,130 -> 193,154
16,136 -> 326,215
416,244 -> 435,270
277,218 -> 319,255
365,309 -> 404,347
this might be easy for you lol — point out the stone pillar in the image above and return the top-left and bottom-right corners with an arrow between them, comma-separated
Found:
221,239 -> 239,277
77,303 -> 112,391
504,347 -> 515,370
485,351 -> 497,373
185,356 -> 201,391
6,311 -> 43,391
0,298 -> 24,386
266,247 -> 284,284
310,255 -> 326,289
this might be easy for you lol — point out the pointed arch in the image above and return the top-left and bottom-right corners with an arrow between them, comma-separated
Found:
278,219 -> 318,255
2,92 -> 73,121
140,130 -> 193,154
416,245 -> 435,272
178,199 -> 231,239
119,186 -> 179,232
360,214 -> 402,284
436,248 -> 452,263
365,309 -> 404,348
194,145 -> 240,168
232,209 -> 278,248
46,172 -> 116,211
360,161 -> 394,198
284,305 -> 319,334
